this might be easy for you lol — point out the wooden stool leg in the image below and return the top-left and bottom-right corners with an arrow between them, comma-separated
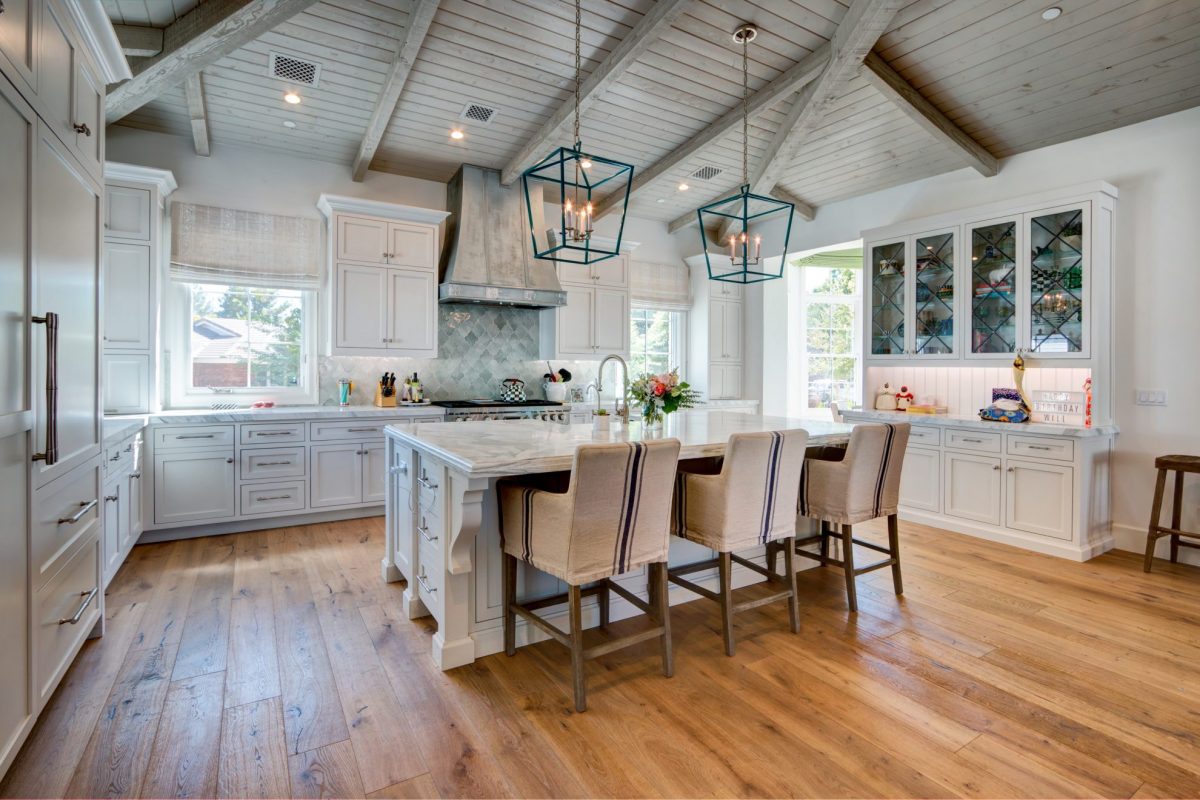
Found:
888,514 -> 903,597
765,540 -> 779,575
841,524 -> 858,613
718,551 -> 736,656
1144,468 -> 1168,573
503,552 -> 517,656
1171,471 -> 1184,563
819,520 -> 831,563
654,562 -> 674,677
568,584 -> 586,712
783,536 -> 800,634
598,578 -> 611,628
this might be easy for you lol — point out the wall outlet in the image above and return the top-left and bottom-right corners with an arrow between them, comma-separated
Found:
1135,389 -> 1168,406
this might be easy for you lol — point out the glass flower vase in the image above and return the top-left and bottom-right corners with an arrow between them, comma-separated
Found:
642,403 -> 664,430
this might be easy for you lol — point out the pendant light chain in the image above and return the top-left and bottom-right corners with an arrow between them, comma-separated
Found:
741,32 -> 749,186
573,0 -> 582,148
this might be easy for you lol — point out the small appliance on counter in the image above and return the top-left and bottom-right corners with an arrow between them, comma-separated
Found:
337,379 -> 354,406
499,378 -> 526,403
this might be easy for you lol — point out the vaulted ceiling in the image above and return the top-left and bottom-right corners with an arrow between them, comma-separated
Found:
106,0 -> 1200,228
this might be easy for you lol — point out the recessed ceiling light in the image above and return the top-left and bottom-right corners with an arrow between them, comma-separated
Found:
655,198 -> 665,203
450,129 -> 464,140
678,182 -> 689,191
284,91 -> 301,104
283,120 -> 297,129
1041,7 -> 1062,20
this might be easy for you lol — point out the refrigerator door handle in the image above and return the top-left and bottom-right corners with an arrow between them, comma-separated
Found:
32,311 -> 58,465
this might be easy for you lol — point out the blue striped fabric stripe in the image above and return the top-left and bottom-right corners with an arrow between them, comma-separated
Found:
872,424 -> 897,518
612,443 -> 648,574
758,431 -> 785,543
521,487 -> 534,562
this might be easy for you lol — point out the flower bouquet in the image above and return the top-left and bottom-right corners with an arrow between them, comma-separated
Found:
628,369 -> 700,429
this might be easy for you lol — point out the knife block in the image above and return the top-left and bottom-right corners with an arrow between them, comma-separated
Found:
374,386 -> 397,408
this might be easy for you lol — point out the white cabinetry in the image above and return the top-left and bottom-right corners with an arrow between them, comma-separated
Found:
100,430 -> 143,587
0,0 -> 38,96
154,449 -> 236,525
318,195 -> 448,358
842,412 -> 1111,561
686,255 -> 745,401
310,440 -> 388,507
540,254 -> 632,360
101,164 -> 176,414
710,299 -> 743,362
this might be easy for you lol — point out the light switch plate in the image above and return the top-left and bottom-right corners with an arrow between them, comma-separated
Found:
1135,389 -> 1168,406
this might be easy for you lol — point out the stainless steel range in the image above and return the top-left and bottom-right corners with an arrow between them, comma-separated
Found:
432,399 -> 570,423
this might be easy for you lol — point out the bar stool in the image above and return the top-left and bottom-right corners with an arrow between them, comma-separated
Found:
793,423 -> 910,612
498,439 -> 681,712
668,430 -> 809,655
1143,455 -> 1200,572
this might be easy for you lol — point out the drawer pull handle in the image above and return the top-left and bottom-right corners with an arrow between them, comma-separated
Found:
390,461 -> 409,475
58,499 -> 98,524
104,494 -> 118,502
1027,444 -> 1052,451
416,571 -> 437,594
59,587 -> 98,625
130,472 -> 141,479
418,476 -> 438,490
253,431 -> 293,437
257,494 -> 292,501
176,434 -> 216,439
418,520 -> 438,543
109,453 -> 121,461
255,461 -> 292,467
961,437 -> 983,443
347,427 -> 379,432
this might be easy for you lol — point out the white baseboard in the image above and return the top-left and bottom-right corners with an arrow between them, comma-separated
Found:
1112,522 -> 1200,566
137,506 -> 382,543
898,508 -> 1112,562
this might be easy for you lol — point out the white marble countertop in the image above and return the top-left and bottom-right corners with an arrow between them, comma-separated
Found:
106,404 -> 447,426
840,408 -> 1118,438
103,417 -> 148,447
387,411 -> 854,478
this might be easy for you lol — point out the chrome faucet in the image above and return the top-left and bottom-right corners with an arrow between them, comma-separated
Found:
596,354 -> 630,422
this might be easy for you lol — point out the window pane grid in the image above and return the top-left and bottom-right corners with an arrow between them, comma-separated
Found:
797,264 -> 861,414
188,283 -> 305,392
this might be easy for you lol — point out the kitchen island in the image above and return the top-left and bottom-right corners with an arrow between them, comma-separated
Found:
383,411 -> 854,669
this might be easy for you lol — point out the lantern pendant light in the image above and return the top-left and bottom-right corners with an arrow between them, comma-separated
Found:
696,24 -> 795,283
522,0 -> 633,265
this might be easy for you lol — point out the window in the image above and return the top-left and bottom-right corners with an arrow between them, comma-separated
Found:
629,306 -> 686,378
170,282 -> 316,405
787,243 -> 862,417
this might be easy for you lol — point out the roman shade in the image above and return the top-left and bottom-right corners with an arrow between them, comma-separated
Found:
170,202 -> 322,289
631,260 -> 691,310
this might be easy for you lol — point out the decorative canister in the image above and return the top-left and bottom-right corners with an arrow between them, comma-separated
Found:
875,382 -> 898,411
544,382 -> 568,403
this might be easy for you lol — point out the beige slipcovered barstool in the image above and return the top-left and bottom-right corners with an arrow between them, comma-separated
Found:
793,423 -> 910,612
669,430 -> 810,656
498,439 -> 681,712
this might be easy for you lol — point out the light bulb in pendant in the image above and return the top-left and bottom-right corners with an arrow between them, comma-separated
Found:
580,158 -> 592,169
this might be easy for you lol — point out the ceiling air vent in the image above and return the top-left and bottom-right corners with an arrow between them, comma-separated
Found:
459,102 -> 497,125
268,52 -> 321,88
691,165 -> 723,182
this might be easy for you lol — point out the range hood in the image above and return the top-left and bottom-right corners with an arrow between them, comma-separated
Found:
439,165 -> 567,308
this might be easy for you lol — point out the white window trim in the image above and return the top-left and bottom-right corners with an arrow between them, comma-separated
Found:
787,240 -> 863,419
166,280 -> 319,408
630,304 -> 688,378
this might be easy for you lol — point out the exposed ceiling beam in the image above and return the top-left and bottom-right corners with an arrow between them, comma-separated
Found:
498,0 -> 690,187
706,0 -> 902,241
861,50 -> 998,177
112,24 -> 163,57
351,0 -> 441,182
593,42 -> 830,221
185,74 -> 210,156
106,0 -> 320,123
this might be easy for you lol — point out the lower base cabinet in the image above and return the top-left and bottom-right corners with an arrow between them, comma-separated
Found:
310,441 -> 386,507
899,446 -> 940,513
34,537 -> 101,706
1006,460 -> 1073,540
944,452 -> 1003,525
154,449 -> 236,524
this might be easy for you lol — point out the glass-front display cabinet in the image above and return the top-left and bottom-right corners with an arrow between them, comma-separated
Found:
867,230 -> 956,358
967,202 -> 1089,359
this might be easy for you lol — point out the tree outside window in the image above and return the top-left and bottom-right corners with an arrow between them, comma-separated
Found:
795,260 -> 861,414
188,284 -> 304,390
630,307 -> 684,378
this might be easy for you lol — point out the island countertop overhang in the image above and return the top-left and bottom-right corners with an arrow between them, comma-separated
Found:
385,411 -> 857,478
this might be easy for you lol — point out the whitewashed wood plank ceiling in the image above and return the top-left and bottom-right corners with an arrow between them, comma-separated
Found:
109,0 -> 1200,222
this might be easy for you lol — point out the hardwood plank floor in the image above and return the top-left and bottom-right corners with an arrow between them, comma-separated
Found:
3,516 -> 1200,798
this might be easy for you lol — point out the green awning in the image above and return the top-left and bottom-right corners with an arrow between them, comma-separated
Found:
789,247 -> 862,269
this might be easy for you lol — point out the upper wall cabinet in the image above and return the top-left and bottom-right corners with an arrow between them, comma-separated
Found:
539,253 -> 632,361
0,0 -> 38,96
35,0 -> 101,183
104,185 -> 151,240
317,195 -> 450,358
862,183 -> 1114,368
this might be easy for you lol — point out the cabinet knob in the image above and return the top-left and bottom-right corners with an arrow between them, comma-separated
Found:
104,494 -> 118,502
992,465 -> 1000,471
226,458 -> 234,463
1007,467 -> 1015,473
73,122 -> 91,136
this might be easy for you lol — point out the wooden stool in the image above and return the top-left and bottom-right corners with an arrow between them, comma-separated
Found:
1143,455 -> 1200,572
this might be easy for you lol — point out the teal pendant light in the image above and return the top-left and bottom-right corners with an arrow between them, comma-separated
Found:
697,24 -> 794,283
522,0 -> 633,265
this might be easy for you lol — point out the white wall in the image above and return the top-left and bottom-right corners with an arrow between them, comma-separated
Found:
749,106 -> 1200,557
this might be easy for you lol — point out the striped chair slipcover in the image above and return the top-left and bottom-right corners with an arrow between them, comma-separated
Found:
793,422 -> 910,613
669,430 -> 810,655
498,438 -> 680,712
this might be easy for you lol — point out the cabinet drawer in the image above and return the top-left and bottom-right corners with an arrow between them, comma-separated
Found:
416,462 -> 441,515
103,441 -> 132,477
945,428 -> 1001,453
33,462 -> 101,589
240,447 -> 306,480
241,481 -> 306,516
241,422 -> 305,445
154,425 -> 236,450
416,537 -> 442,616
35,537 -> 101,705
1007,434 -> 1074,462
907,425 -> 941,446
309,419 -> 391,441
